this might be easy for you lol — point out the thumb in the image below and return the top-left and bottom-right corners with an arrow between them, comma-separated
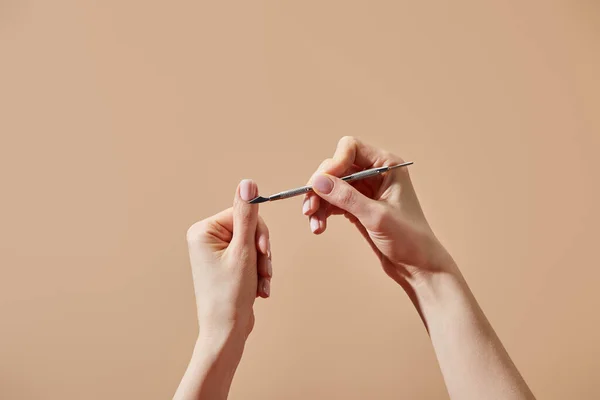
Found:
232,179 -> 259,247
312,174 -> 382,230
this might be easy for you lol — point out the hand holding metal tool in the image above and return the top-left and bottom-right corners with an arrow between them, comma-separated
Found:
248,161 -> 414,204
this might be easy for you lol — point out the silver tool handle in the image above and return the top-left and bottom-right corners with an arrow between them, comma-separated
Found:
341,168 -> 384,183
275,168 -> 384,200
262,163 -> 411,203
274,185 -> 313,200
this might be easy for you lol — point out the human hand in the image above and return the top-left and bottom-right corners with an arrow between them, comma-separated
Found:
300,138 -> 536,400
186,179 -> 272,341
302,136 -> 456,286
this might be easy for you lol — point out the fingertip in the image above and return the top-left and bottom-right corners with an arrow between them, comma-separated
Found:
312,174 -> 334,195
302,196 -> 311,215
238,179 -> 257,202
310,216 -> 319,234
257,251 -> 272,278
233,179 -> 260,244
257,277 -> 265,298
267,258 -> 272,277
303,194 -> 319,216
257,278 -> 270,298
257,233 -> 269,255
309,215 -> 327,235
319,216 -> 326,233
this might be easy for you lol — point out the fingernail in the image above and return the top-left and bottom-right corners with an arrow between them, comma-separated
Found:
313,175 -> 334,194
267,240 -> 271,258
263,279 -> 270,296
240,179 -> 255,201
302,197 -> 310,215
267,259 -> 272,277
310,217 -> 319,233
258,235 -> 268,255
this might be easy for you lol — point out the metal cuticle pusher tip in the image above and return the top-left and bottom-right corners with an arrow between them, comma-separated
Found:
248,196 -> 270,204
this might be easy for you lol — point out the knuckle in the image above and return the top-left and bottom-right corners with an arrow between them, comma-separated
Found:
339,135 -> 358,148
384,151 -> 404,164
338,187 -> 357,208
309,159 -> 334,184
186,220 -> 208,242
317,158 -> 334,172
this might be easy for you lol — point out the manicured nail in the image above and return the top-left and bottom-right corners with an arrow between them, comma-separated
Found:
267,240 -> 271,259
310,217 -> 319,233
240,179 -> 255,201
263,279 -> 270,296
259,236 -> 268,255
302,197 -> 311,215
313,175 -> 334,194
267,259 -> 272,277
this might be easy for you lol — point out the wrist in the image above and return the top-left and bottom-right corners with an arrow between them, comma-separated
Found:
195,326 -> 247,361
404,261 -> 471,320
175,329 -> 246,400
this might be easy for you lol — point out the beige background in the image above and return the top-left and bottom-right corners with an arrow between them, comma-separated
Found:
1,1 -> 599,399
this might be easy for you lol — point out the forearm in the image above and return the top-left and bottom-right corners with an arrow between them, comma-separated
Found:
174,330 -> 246,400
409,266 -> 535,400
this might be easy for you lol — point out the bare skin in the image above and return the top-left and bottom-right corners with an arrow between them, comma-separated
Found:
174,137 -> 536,400
174,180 -> 271,400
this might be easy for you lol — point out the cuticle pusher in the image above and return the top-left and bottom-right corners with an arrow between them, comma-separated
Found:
248,161 -> 413,204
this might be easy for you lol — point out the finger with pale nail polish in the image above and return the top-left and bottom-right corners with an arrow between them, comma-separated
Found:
302,196 -> 311,215
256,216 -> 269,255
312,206 -> 328,235
257,277 -> 270,298
303,158 -> 334,217
310,216 -> 319,233
257,252 -> 271,279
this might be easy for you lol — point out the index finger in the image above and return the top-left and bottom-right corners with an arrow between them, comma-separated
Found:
330,136 -> 401,174
302,136 -> 398,216
303,137 -> 391,218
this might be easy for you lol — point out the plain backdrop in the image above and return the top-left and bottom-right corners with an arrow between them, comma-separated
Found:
1,1 -> 599,399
